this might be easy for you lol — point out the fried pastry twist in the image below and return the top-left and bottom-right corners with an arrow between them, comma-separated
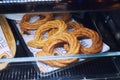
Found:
48,21 -> 84,37
36,33 -> 80,67
19,13 -> 53,33
71,28 -> 103,54
28,20 -> 67,48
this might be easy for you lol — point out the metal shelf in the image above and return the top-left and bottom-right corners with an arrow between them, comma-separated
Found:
0,57 -> 120,80
0,0 -> 119,14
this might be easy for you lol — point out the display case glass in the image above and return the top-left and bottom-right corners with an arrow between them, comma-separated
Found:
0,0 -> 120,80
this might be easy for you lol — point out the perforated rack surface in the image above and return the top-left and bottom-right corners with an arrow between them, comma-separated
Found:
0,58 -> 120,80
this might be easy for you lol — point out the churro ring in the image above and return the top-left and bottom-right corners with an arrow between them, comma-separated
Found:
53,13 -> 71,22
34,19 -> 67,41
19,13 -> 53,33
48,21 -> 84,38
28,20 -> 67,48
36,51 -> 68,67
71,28 -> 103,54
36,33 -> 80,67
48,21 -> 84,51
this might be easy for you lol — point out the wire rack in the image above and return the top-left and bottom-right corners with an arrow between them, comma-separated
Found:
0,57 -> 119,80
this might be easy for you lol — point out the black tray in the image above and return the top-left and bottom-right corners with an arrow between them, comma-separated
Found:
6,17 -> 96,77
6,11 -> 120,77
